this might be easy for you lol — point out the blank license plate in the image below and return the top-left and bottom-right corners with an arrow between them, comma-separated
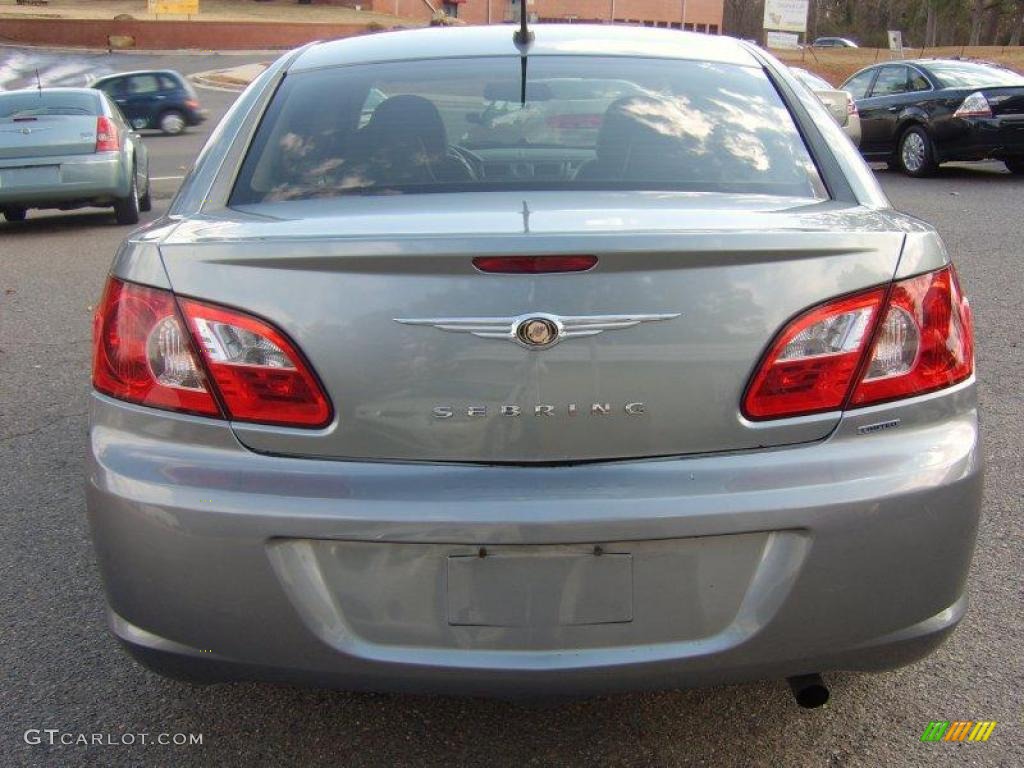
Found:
0,165 -> 59,187
447,551 -> 633,627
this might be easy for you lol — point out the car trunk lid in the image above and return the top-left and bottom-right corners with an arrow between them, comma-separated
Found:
158,192 -> 905,463
981,86 -> 1024,117
0,115 -> 98,159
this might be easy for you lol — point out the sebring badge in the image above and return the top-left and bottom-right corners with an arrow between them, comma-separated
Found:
394,311 -> 680,350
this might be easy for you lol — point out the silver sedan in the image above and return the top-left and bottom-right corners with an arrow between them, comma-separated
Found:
87,26 -> 979,704
0,87 -> 149,224
790,67 -> 862,146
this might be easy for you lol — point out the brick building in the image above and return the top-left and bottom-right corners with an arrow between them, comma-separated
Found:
364,1 -> 724,33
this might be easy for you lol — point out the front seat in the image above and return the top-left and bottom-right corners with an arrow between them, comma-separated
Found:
353,95 -> 474,186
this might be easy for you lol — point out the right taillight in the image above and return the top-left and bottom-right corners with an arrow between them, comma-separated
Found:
850,266 -> 973,406
93,278 -> 332,428
95,115 -> 119,152
743,266 -> 973,419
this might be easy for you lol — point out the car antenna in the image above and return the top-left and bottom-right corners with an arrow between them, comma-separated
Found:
35,69 -> 42,95
512,1 -> 534,106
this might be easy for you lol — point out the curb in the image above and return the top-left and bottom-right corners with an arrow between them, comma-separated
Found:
189,64 -> 267,92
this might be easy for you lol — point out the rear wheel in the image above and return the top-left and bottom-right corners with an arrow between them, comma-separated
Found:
114,167 -> 140,225
2,207 -> 27,222
1005,159 -> 1024,175
896,126 -> 937,177
158,110 -> 187,136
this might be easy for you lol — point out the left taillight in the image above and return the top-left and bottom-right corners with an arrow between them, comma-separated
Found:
93,278 -> 332,428
93,279 -> 220,417
95,115 -> 119,152
743,265 -> 973,420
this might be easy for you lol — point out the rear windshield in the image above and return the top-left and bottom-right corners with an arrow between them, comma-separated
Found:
927,61 -> 1024,89
0,91 -> 99,118
231,56 -> 826,204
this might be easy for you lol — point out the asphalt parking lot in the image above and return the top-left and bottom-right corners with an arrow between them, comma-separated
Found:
1,49 -> 1022,767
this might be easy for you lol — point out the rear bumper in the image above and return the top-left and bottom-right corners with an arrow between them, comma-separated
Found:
87,383 -> 982,696
0,153 -> 129,207
936,116 -> 1024,161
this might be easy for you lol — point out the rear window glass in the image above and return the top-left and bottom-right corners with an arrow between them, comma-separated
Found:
231,56 -> 826,205
927,61 -> 1024,88
0,91 -> 99,117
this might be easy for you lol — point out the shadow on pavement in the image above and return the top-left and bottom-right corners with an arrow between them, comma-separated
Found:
0,209 -> 138,235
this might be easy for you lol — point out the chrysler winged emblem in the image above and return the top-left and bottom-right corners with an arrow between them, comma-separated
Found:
394,312 -> 680,350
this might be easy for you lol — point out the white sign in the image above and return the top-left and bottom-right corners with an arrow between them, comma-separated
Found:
763,0 -> 809,33
888,30 -> 904,56
765,31 -> 801,50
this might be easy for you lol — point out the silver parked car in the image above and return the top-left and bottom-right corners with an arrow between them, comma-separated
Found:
0,87 -> 150,224
790,66 -> 862,146
88,26 -> 980,704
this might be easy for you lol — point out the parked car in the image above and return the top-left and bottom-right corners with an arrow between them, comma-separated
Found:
842,58 -> 1024,176
91,69 -> 207,135
88,25 -> 980,702
790,67 -> 861,145
0,87 -> 149,224
813,37 -> 858,48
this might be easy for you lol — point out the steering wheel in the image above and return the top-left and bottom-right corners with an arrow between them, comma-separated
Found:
447,145 -> 485,180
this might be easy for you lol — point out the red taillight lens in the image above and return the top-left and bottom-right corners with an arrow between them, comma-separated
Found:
93,279 -> 220,417
850,267 -> 973,406
92,279 -> 332,428
95,115 -> 119,152
743,288 -> 886,419
184,99 -> 200,110
178,298 -> 332,428
743,266 -> 973,419
472,256 -> 597,274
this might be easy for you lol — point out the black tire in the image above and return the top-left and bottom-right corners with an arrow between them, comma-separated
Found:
114,167 -> 140,225
896,125 -> 937,177
139,176 -> 152,213
1005,159 -> 1024,175
158,109 -> 187,136
2,207 -> 27,222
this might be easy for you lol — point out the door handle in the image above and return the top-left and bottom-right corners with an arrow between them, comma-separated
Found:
887,106 -> 899,112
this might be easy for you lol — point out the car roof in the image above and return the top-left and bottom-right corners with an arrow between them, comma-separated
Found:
291,25 -> 760,73
0,86 -> 101,97
93,69 -> 182,82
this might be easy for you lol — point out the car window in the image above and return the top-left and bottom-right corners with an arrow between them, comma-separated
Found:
925,61 -> 1024,89
159,74 -> 181,92
96,78 -> 124,97
0,91 -> 99,117
842,69 -> 876,99
871,66 -> 909,96
232,56 -> 827,205
127,75 -> 160,95
908,69 -> 931,92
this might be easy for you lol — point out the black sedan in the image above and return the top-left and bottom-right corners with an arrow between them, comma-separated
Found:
841,59 -> 1024,176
